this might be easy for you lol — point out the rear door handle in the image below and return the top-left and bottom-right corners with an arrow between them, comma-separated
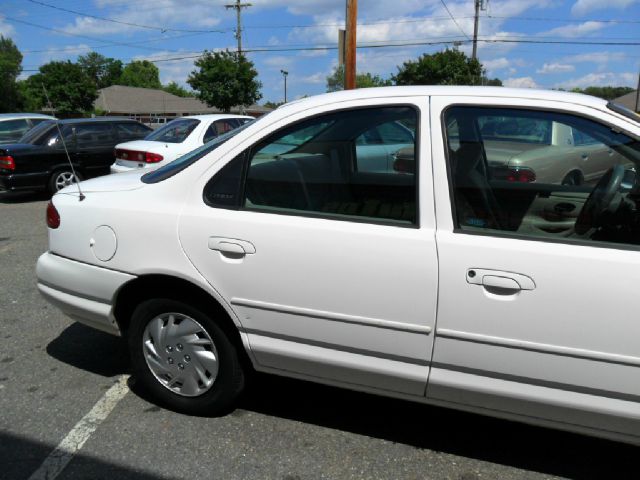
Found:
208,237 -> 256,255
467,268 -> 535,291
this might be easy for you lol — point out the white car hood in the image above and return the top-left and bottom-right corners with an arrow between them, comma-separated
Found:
59,169 -> 147,194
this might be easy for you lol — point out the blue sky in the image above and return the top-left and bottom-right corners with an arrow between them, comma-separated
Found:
1,0 -> 639,103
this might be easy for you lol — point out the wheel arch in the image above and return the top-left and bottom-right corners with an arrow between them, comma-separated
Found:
113,274 -> 252,366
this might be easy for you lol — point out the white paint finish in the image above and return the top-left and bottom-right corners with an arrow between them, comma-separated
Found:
28,376 -> 129,480
90,225 -> 117,262
248,334 -> 429,396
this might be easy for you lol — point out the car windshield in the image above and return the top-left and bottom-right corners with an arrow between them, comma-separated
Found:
18,121 -> 56,144
145,118 -> 200,143
142,120 -> 253,184
607,101 -> 640,125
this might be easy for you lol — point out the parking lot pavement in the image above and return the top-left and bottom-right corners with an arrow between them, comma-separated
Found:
1,190 -> 638,480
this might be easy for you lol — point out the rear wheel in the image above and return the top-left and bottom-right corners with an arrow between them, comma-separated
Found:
128,299 -> 244,415
48,169 -> 82,195
561,171 -> 582,186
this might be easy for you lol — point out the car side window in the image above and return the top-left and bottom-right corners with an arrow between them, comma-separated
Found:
444,106 -> 640,248
203,119 -> 238,143
74,123 -> 115,147
116,122 -> 150,140
241,106 -> 418,225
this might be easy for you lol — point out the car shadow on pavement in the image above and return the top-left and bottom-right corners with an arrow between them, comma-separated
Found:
46,323 -> 130,377
0,191 -> 49,204
0,431 -> 169,480
239,373 -> 638,480
47,325 -> 637,479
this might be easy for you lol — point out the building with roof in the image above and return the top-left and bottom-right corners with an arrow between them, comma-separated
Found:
613,90 -> 639,113
94,85 -> 271,124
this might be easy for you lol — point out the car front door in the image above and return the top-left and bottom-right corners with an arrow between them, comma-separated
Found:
428,95 -> 640,441
179,98 -> 438,396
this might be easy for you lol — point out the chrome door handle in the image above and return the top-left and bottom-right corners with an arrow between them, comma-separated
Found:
208,237 -> 256,255
467,268 -> 535,291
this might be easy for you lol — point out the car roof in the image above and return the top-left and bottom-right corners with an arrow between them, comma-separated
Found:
281,86 -> 608,112
181,114 -> 254,120
55,117 -> 143,125
0,113 -> 56,120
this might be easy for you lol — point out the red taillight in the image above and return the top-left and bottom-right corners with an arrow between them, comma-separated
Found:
115,149 -> 163,164
46,201 -> 60,229
505,167 -> 536,183
145,152 -> 164,163
0,155 -> 15,171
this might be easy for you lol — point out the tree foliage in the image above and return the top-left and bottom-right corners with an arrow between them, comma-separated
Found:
119,60 -> 162,89
162,81 -> 195,97
393,49 -> 483,86
77,52 -> 123,89
22,61 -> 97,114
187,50 -> 262,112
0,36 -> 23,113
326,65 -> 392,92
570,86 -> 635,101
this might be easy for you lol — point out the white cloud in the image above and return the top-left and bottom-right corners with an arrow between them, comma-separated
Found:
571,0 -> 638,16
554,72 -> 637,89
482,57 -> 526,75
562,51 -> 626,64
504,76 -> 539,88
262,56 -> 295,69
540,21 -> 607,38
299,72 -> 326,84
64,0 -> 223,36
537,63 -> 575,74
0,16 -> 15,37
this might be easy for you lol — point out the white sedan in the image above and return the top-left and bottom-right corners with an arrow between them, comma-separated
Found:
110,114 -> 253,173
38,86 -> 640,446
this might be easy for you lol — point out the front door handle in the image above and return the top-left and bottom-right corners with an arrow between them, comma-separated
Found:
208,237 -> 256,255
467,268 -> 535,291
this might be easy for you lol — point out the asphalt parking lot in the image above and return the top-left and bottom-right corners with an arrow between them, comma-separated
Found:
0,190 -> 638,480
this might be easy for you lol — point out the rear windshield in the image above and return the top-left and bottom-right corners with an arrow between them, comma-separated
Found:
142,121 -> 253,184
19,121 -> 55,144
145,118 -> 200,143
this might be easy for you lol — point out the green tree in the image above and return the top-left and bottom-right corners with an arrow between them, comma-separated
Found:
0,36 -> 23,112
119,60 -> 161,89
22,61 -> 97,114
326,65 -> 392,92
482,77 -> 503,86
162,81 -> 195,97
187,50 -> 262,112
263,100 -> 283,109
77,52 -> 123,89
393,49 -> 483,86
571,86 -> 635,101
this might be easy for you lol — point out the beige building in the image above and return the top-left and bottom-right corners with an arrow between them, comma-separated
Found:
94,85 -> 271,123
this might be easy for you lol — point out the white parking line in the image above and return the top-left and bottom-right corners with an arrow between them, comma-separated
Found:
28,375 -> 130,480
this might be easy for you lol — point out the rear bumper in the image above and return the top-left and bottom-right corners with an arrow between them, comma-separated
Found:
111,161 -> 147,174
0,172 -> 48,191
36,252 -> 136,336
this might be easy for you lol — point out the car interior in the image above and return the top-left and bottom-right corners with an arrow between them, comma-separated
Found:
445,106 -> 640,246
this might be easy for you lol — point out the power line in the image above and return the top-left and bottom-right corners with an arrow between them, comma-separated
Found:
26,0 -> 227,34
438,0 -> 471,41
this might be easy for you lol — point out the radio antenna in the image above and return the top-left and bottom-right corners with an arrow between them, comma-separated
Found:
41,84 -> 85,201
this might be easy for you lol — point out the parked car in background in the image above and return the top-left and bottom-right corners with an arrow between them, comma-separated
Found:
38,87 -> 640,446
0,113 -> 56,144
0,117 -> 151,194
111,114 -> 253,174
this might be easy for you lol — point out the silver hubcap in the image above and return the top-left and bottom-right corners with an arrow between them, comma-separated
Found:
55,171 -> 78,191
142,313 -> 219,397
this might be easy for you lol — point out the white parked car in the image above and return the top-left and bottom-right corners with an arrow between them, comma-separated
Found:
38,87 -> 640,445
110,114 -> 253,173
0,113 -> 56,144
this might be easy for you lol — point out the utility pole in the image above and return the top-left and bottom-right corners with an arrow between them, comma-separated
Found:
344,0 -> 357,90
225,0 -> 252,54
472,0 -> 480,61
635,66 -> 640,113
280,70 -> 288,103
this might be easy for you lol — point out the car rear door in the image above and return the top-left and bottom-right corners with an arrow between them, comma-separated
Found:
428,94 -> 640,441
179,96 -> 438,396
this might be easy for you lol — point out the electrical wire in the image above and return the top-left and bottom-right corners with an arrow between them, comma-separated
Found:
438,0 -> 471,41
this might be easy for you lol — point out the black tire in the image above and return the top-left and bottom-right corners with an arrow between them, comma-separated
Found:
48,169 -> 82,195
128,298 -> 245,415
561,171 -> 582,186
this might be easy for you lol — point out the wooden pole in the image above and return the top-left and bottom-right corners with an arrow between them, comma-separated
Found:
345,0 -> 357,90
472,0 -> 480,61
